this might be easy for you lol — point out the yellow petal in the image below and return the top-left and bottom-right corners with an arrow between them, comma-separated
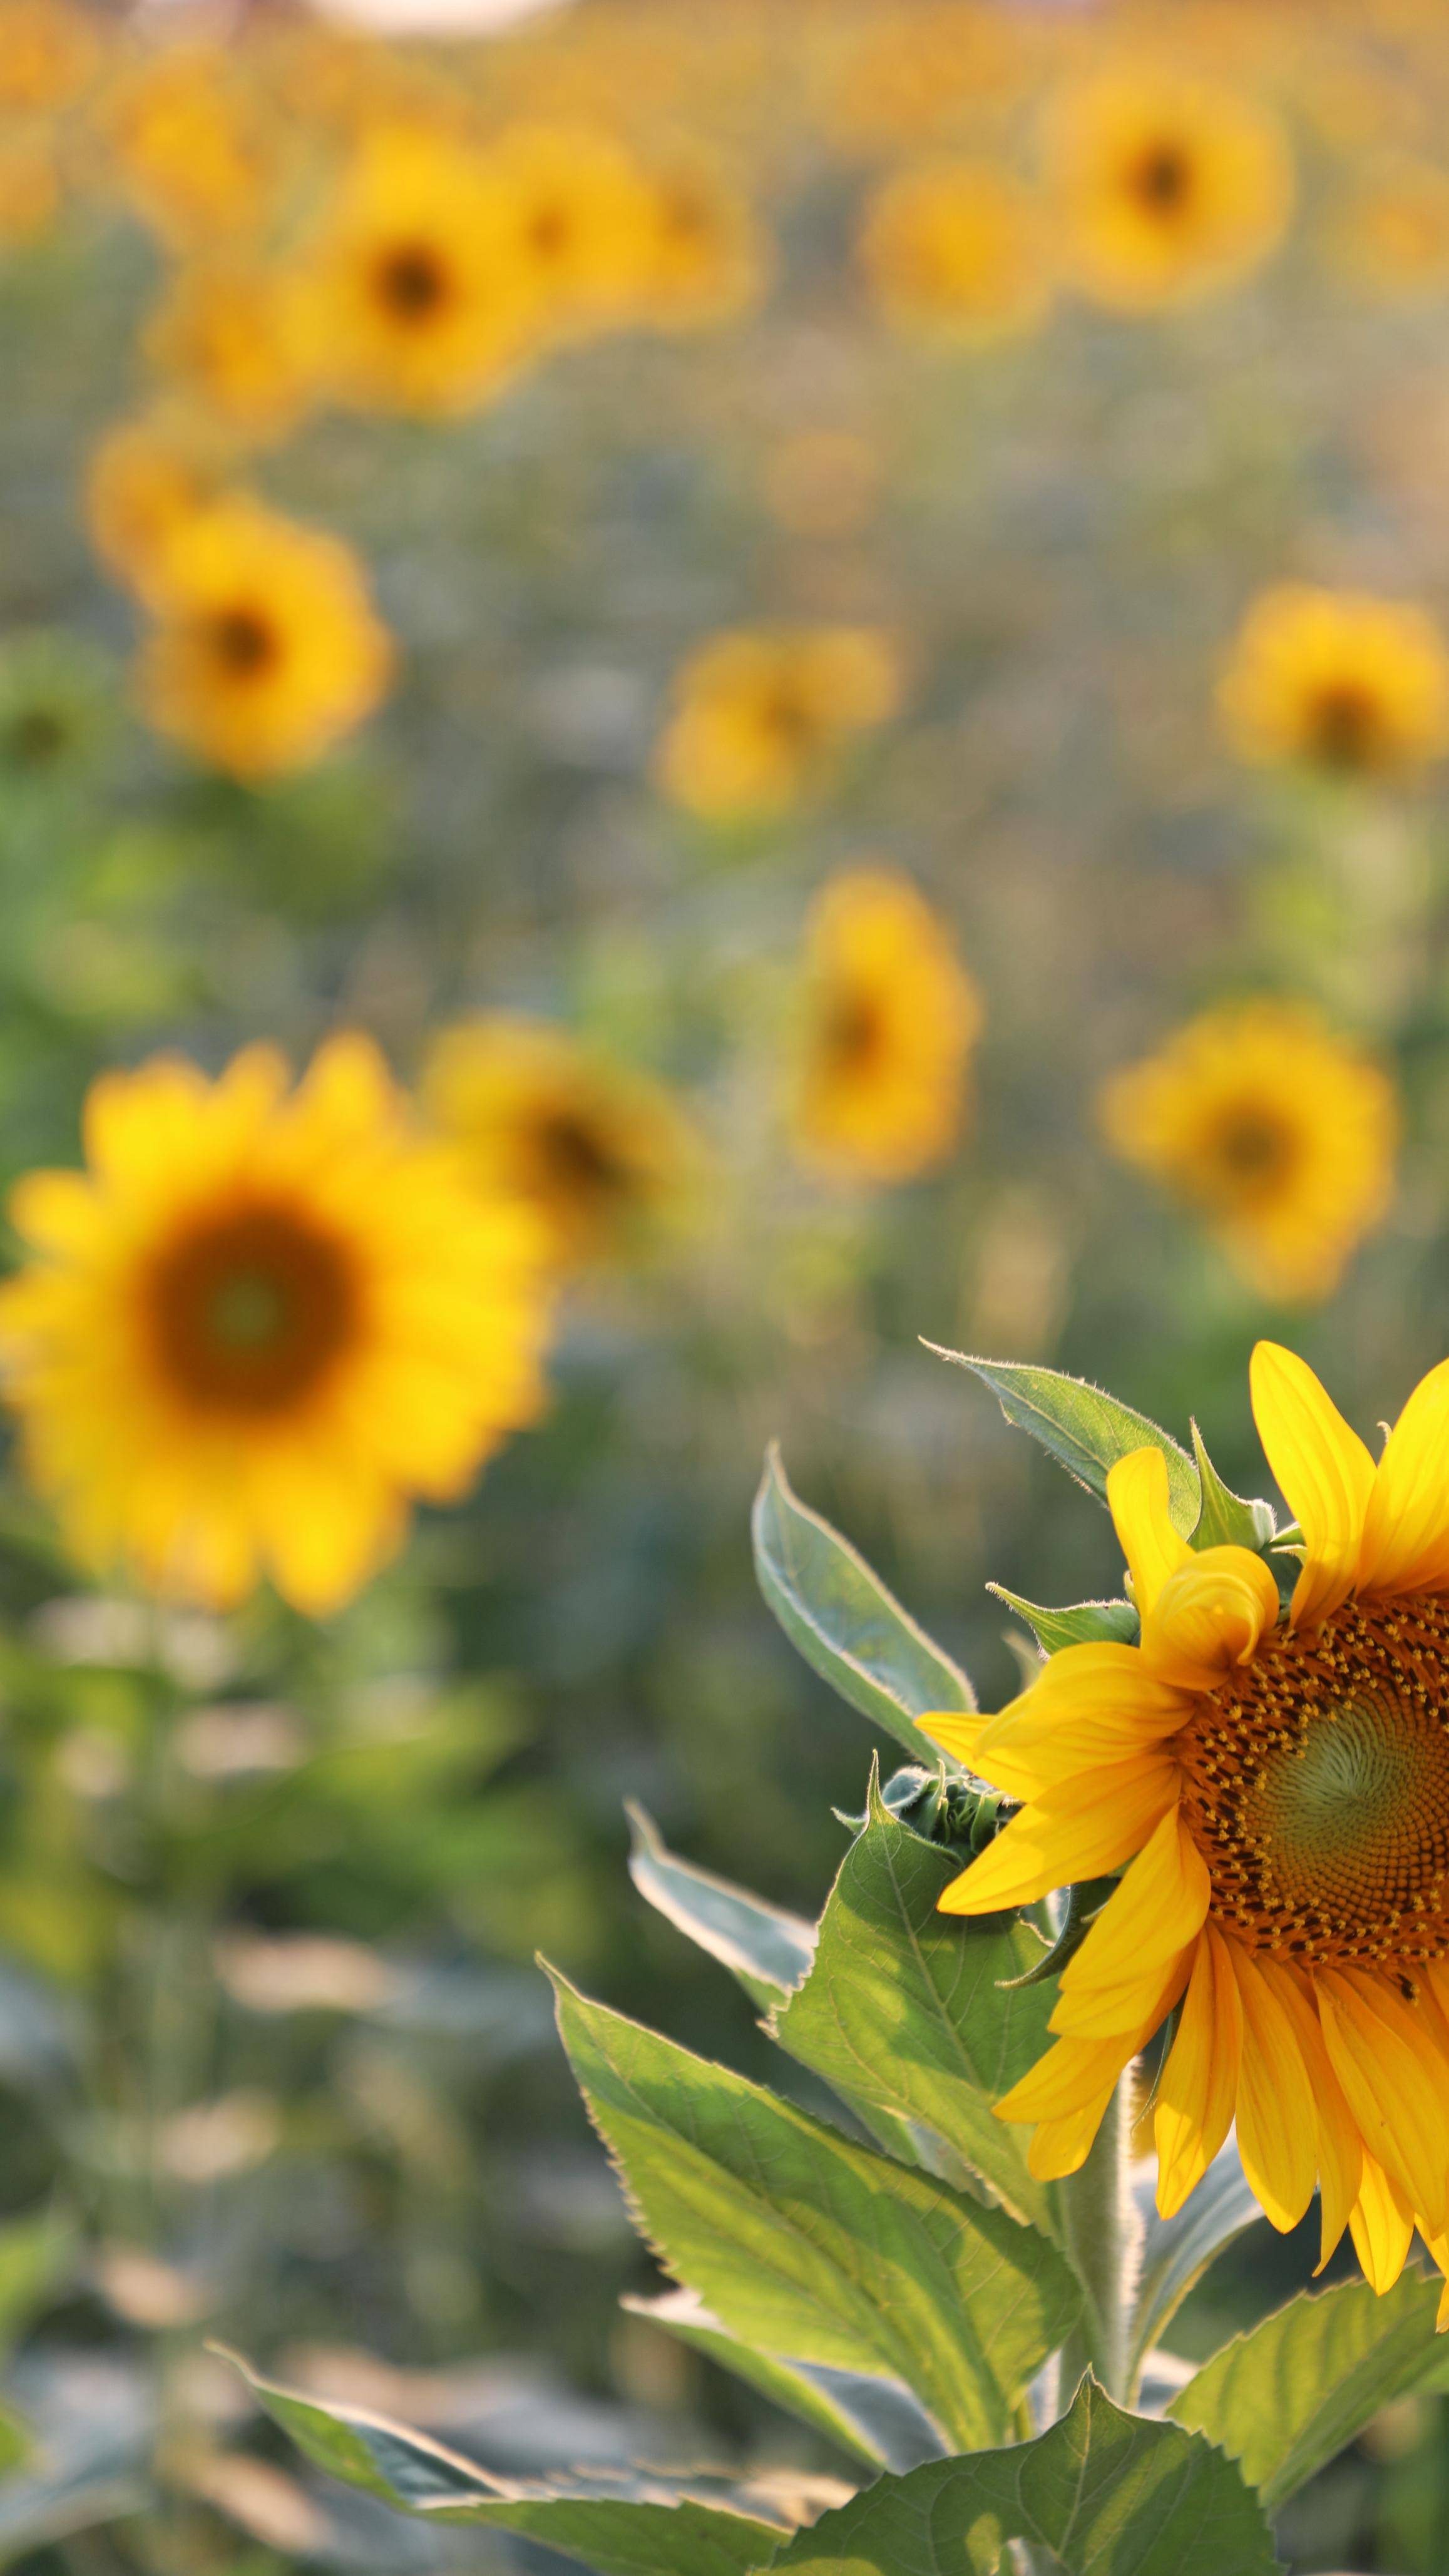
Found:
1276,1970 -> 1362,2271
1348,2150 -> 1415,2295
1053,1806 -> 1210,2020
4,1171 -> 102,1259
969,1643 -> 1191,1800
995,2030 -> 1139,2124
1028,2089 -> 1122,2180
1249,1342 -> 1375,1629
1356,1357 -> 1449,1598
1139,1547 -> 1282,1691
1155,1924 -> 1241,2219
1227,1942 -> 1318,2232
1318,1970 -> 1449,2238
920,1712 -> 987,1766
936,1758 -> 1178,1914
1107,1446 -> 1192,1617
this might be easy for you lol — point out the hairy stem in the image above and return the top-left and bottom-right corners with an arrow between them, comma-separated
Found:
1053,2071 -> 1142,2406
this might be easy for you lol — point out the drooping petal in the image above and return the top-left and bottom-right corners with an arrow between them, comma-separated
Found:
1357,1357 -> 1449,1598
1139,1546 -> 1283,1691
1154,1923 -> 1242,2219
1052,1806 -> 1211,2035
1227,1940 -> 1318,2232
1000,1955 -> 1189,2178
968,1643 -> 1192,1799
1348,2150 -> 1415,2296
1249,1341 -> 1375,1629
936,1758 -> 1178,1914
920,1711 -> 987,1767
1277,1970 -> 1363,2272
1107,1446 -> 1192,1617
1318,1971 -> 1449,2239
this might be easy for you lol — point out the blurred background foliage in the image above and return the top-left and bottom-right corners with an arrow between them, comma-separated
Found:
6,0 -> 1449,2566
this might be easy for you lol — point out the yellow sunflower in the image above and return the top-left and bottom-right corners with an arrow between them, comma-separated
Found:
84,414 -> 225,603
928,1342 -> 1449,2318
299,123 -> 530,419
134,495 -> 393,780
143,262 -> 320,447
791,867 -> 981,1185
655,626 -> 901,823
857,160 -> 1052,340
1099,1000 -> 1398,1304
629,155 -> 770,332
1217,585 -> 1449,775
1332,158 -> 1449,298
100,43 -> 279,251
1043,66 -> 1294,311
0,0 -> 100,115
0,1037 -> 550,1615
488,121 -> 655,342
422,1016 -> 699,1272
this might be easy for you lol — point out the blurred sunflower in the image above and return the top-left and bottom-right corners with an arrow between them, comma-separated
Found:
1217,585 -> 1449,774
0,1036 -> 550,1613
857,160 -> 1052,339
299,123 -> 529,418
791,867 -> 981,1184
144,262 -> 320,447
100,43 -> 279,250
1332,158 -> 1449,297
0,0 -> 100,113
422,1017 -> 699,1271
0,133 -> 58,242
631,155 -> 770,331
1099,1000 -> 1397,1302
135,495 -> 393,779
84,414 -> 223,601
1044,66 -> 1293,310
490,121 -> 655,339
929,1344 -> 1449,2316
655,626 -> 901,822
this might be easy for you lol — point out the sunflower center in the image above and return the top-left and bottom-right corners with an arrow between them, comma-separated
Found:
143,1200 -> 361,1416
1177,1595 -> 1449,1970
1307,680 -> 1381,767
375,240 -> 449,321
535,1110 -> 627,1202
822,991 -> 885,1073
1204,1105 -> 1296,1199
208,606 -> 278,678
1129,139 -> 1194,216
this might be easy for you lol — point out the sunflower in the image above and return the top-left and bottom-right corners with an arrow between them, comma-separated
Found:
100,43 -> 279,251
928,1343 -> 1449,2317
422,1016 -> 699,1272
1217,585 -> 1449,775
630,155 -> 770,332
1043,66 -> 1294,311
655,626 -> 901,822
791,868 -> 981,1184
144,262 -> 320,447
0,1037 -> 550,1614
489,121 -> 655,341
1099,1000 -> 1397,1304
857,160 -> 1052,340
135,495 -> 393,779
299,123 -> 530,418
84,414 -> 223,603
0,0 -> 100,113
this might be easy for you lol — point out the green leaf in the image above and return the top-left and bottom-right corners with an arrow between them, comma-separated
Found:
1129,2149 -> 1262,2391
622,2290 -> 944,2474
762,2374 -> 1278,2576
752,1448 -> 974,1761
988,1587 -> 1139,1655
224,2350 -> 789,2576
550,1966 -> 1077,2455
926,1350 -> 1199,1535
771,1777 -> 1064,2241
1169,2266 -> 1449,2512
626,1803 -> 816,2010
0,2400 -> 32,2476
0,2207 -> 75,2356
1188,1424 -> 1276,1553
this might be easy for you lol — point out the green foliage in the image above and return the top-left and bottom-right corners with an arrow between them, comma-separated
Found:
621,2288 -> 945,2472
767,2377 -> 1279,2576
1129,2150 -> 1262,2390
1169,2268 -> 1449,2512
988,1586 -> 1140,1653
1188,1424 -> 1277,1553
549,1966 -> 1078,2452
770,1771 -> 1062,2236
752,1446 -> 975,1761
929,1350 -> 1201,1535
626,1800 -> 816,2008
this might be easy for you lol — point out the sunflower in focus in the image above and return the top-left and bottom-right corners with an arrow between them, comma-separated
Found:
1218,585 -> 1449,775
929,1345 -> 1449,2318
655,626 -> 901,822
1100,1001 -> 1396,1303
858,161 -> 1052,340
490,121 -> 655,341
84,414 -> 224,601
0,1038 -> 550,1613
100,44 -> 279,250
1044,66 -> 1293,310
144,262 -> 320,447
791,868 -> 981,1184
300,124 -> 530,418
422,1016 -> 699,1272
134,495 -> 393,779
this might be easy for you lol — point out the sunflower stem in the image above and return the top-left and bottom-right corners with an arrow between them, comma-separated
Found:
1053,2071 -> 1141,2408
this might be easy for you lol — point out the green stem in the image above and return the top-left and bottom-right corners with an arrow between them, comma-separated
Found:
1053,2072 -> 1140,2406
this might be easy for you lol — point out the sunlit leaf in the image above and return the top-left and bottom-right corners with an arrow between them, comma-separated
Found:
626,1803 -> 816,2009
988,1587 -> 1139,1654
926,1351 -> 1199,1535
622,2289 -> 945,2474
1188,1424 -> 1276,1553
1129,2149 -> 1262,2391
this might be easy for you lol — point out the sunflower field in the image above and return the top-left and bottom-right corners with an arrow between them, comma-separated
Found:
11,0 -> 1449,2568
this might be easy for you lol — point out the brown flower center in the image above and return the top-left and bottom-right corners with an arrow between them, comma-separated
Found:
374,240 -> 451,322
1202,1105 -> 1297,1203
821,990 -> 885,1074
1307,680 -> 1383,769
207,606 -> 278,679
1177,1595 -> 1449,1973
1128,139 -> 1194,216
533,1110 -> 628,1205
143,1199 -> 361,1416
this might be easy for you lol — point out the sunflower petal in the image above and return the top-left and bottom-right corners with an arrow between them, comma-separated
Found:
1357,1357 -> 1449,1598
1107,1446 -> 1192,1617
1318,1971 -> 1449,2237
1276,1970 -> 1362,2271
1154,1924 -> 1241,2219
969,1643 -> 1191,1799
1227,1941 -> 1318,2232
1139,1546 -> 1282,1690
936,1758 -> 1178,1914
1052,1806 -> 1210,2023
1348,2150 -> 1415,2296
1249,1341 -> 1375,1629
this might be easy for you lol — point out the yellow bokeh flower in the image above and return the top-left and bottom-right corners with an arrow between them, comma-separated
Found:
1044,66 -> 1294,311
134,495 -> 393,780
299,123 -> 530,419
630,155 -> 770,332
655,626 -> 901,822
422,1016 -> 699,1272
1332,158 -> 1449,297
100,43 -> 279,250
0,1036 -> 550,1614
929,1345 -> 1449,2323
143,262 -> 321,447
791,867 -> 981,1184
1099,1000 -> 1397,1304
84,414 -> 225,602
1218,585 -> 1449,773
0,0 -> 100,114
0,131 -> 59,242
858,160 -> 1052,339
489,121 -> 655,341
